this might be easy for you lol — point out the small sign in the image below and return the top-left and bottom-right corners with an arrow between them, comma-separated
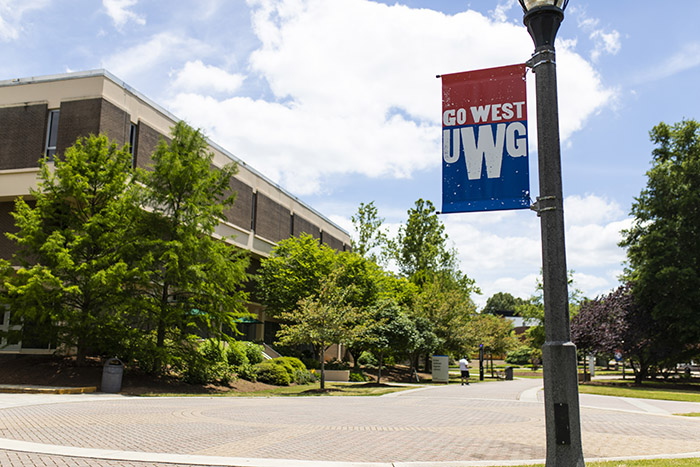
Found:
614,350 -> 623,362
431,355 -> 450,383
441,64 -> 530,213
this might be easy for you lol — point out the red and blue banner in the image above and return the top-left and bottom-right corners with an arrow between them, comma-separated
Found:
441,64 -> 530,213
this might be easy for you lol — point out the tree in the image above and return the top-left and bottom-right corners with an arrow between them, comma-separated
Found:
482,292 -> 526,315
131,122 -> 249,372
571,284 -> 665,385
467,313 -> 518,377
257,233 -> 338,319
276,269 -> 359,389
620,119 -> 700,367
396,199 -> 457,285
353,299 -> 417,384
351,201 -> 393,266
2,135 -> 138,360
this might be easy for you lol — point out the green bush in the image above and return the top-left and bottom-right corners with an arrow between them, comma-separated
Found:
349,371 -> 368,382
357,351 -> 377,368
506,346 -> 533,366
293,369 -> 317,384
255,360 -> 291,386
325,359 -> 350,370
182,339 -> 233,385
226,340 -> 249,367
278,356 -> 306,372
245,342 -> 264,365
235,363 -> 258,382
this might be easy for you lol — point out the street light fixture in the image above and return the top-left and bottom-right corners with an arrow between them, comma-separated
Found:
519,0 -> 585,466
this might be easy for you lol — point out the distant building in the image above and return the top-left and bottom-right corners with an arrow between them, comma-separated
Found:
0,69 -> 351,353
489,310 -> 530,335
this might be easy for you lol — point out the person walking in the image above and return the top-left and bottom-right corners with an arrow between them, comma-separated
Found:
459,356 -> 470,385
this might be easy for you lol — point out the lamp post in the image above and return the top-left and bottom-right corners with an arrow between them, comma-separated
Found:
518,1 -> 585,465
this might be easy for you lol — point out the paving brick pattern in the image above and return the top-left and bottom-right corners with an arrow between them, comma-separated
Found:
0,380 -> 698,465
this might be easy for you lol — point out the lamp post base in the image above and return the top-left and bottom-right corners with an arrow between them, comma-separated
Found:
542,341 -> 585,467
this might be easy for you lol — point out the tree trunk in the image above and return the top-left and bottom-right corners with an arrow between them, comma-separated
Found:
319,344 -> 326,390
377,352 -> 383,384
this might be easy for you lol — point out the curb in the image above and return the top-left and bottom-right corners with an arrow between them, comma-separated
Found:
0,385 -> 97,394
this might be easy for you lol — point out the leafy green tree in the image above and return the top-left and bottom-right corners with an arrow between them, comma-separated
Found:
620,119 -> 700,367
482,292 -> 526,315
351,201 -> 393,266
467,313 -> 518,376
276,269 -> 360,389
396,199 -> 456,285
257,233 -> 338,319
1,135 -> 138,360
353,299 -> 418,384
131,122 -> 249,372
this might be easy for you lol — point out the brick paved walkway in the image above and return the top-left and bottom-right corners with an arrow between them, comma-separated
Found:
0,379 -> 699,466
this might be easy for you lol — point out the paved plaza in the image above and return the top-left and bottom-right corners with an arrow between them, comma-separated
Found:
0,379 -> 699,466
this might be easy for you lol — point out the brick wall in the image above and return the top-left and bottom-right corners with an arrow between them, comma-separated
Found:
322,232 -> 345,252
0,103 -> 48,169
293,214 -> 320,240
224,177 -> 254,230
99,99 -> 130,146
255,194 -> 290,243
55,98 -> 102,155
135,122 -> 166,170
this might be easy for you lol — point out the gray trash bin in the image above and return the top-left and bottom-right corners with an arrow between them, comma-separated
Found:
505,366 -> 514,381
101,357 -> 124,393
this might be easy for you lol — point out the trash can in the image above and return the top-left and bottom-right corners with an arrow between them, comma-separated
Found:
101,357 -> 124,393
504,366 -> 514,381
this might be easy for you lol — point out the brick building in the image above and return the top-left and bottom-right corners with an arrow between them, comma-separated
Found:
0,69 -> 351,353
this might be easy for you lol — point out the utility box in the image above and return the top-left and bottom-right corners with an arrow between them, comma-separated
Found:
431,355 -> 450,383
101,357 -> 124,393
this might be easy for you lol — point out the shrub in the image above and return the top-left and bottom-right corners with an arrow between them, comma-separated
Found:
236,363 -> 258,382
506,346 -> 533,366
357,351 -> 377,368
226,340 -> 249,367
293,369 -> 317,384
325,359 -> 350,370
255,360 -> 291,386
349,371 -> 368,382
182,339 -> 233,385
245,342 -> 264,365
278,356 -> 306,372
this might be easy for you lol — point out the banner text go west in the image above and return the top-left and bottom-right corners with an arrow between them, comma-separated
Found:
441,64 -> 530,213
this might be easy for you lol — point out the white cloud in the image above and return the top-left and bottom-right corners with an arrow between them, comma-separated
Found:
166,0 -> 615,196
103,32 -> 212,81
171,61 -> 245,95
441,194 -> 629,306
575,9 -> 621,62
102,0 -> 145,29
640,42 -> 700,84
0,0 -> 50,41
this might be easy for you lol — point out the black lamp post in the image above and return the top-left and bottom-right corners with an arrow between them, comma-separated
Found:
519,1 -> 585,465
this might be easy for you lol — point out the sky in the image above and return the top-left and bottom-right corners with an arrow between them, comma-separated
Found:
2,0 -> 699,308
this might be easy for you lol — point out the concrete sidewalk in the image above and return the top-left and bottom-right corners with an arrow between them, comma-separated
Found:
0,379 -> 698,466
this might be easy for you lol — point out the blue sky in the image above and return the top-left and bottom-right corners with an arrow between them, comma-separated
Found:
2,0 -> 699,307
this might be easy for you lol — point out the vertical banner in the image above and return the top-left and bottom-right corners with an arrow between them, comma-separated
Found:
441,64 -> 530,213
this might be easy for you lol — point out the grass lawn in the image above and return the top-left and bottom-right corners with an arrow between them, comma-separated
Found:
509,459 -> 700,466
142,382 -> 414,397
579,380 -> 700,403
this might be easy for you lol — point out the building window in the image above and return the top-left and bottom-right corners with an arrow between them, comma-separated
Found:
45,110 -> 60,160
129,123 -> 137,166
290,213 -> 294,237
